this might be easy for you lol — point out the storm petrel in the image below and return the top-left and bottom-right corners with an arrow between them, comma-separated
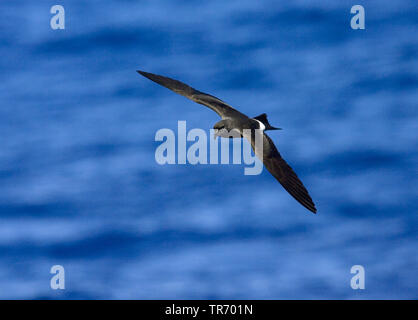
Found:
137,70 -> 317,213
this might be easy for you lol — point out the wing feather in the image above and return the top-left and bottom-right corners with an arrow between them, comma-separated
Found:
249,132 -> 317,213
137,70 -> 243,119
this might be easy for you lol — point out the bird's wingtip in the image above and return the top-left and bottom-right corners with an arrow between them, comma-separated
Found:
137,70 -> 157,80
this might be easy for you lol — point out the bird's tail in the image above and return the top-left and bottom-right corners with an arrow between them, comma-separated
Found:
253,113 -> 281,131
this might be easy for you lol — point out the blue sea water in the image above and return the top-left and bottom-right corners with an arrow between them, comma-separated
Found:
0,0 -> 417,299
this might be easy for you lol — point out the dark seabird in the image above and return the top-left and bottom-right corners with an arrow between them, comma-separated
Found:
137,70 -> 317,214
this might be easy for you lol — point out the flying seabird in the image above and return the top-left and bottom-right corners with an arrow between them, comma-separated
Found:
137,70 -> 317,213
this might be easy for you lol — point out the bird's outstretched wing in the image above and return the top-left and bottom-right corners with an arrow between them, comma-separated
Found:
248,132 -> 317,213
137,70 -> 244,119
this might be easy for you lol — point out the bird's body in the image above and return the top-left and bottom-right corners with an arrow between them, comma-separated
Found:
137,70 -> 317,213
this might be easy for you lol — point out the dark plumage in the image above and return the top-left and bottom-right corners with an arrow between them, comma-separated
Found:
137,70 -> 317,213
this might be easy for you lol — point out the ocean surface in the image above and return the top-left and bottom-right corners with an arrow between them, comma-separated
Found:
0,0 -> 416,299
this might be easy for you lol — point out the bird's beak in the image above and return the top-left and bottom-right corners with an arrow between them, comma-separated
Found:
213,130 -> 220,140
270,126 -> 282,130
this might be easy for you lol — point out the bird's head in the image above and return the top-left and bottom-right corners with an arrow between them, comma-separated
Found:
212,120 -> 240,139
213,120 -> 226,131
213,120 -> 226,139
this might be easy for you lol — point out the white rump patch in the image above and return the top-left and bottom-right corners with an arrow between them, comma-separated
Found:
254,119 -> 266,131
